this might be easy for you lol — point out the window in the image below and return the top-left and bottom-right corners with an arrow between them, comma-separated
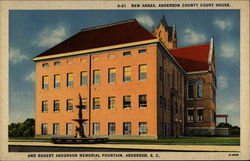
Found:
197,109 -> 204,121
123,51 -> 131,56
93,70 -> 100,85
93,123 -> 100,135
42,101 -> 48,112
108,122 -> 116,135
41,123 -> 48,135
139,49 -> 147,54
163,98 -> 166,109
80,71 -> 87,86
53,123 -> 59,135
108,68 -> 116,83
42,63 -> 49,67
81,98 -> 87,110
139,64 -> 147,80
139,95 -> 147,108
67,73 -> 73,87
139,122 -> 147,135
42,76 -> 48,89
123,96 -> 131,109
159,66 -> 163,81
187,81 -> 194,99
197,80 -> 203,98
187,109 -> 194,121
54,61 -> 61,66
66,123 -> 72,135
83,123 -> 87,135
123,122 -> 131,135
93,97 -> 100,110
54,74 -> 60,88
53,100 -> 60,112
67,99 -> 73,111
123,66 -> 131,82
159,96 -> 163,108
67,59 -> 73,64
108,97 -> 115,109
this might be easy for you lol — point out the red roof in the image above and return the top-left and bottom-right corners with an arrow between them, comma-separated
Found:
35,20 -> 156,58
169,43 -> 210,72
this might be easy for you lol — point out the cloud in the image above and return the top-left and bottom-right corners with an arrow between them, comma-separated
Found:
9,48 -> 28,64
33,25 -> 67,48
217,75 -> 228,90
136,15 -> 154,28
220,43 -> 237,58
214,19 -> 232,30
25,71 -> 35,82
183,28 -> 206,44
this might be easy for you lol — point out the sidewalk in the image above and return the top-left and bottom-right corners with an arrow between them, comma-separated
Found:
9,141 -> 240,152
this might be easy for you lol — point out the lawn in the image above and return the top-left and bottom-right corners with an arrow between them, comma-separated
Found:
110,137 -> 240,144
9,137 -> 240,144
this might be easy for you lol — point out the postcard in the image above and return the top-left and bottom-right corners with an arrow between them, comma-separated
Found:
0,0 -> 249,160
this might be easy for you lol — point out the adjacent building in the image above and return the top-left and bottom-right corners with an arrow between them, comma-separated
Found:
33,16 -> 216,138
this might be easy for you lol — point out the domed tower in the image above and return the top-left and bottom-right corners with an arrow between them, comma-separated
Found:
153,16 -> 177,49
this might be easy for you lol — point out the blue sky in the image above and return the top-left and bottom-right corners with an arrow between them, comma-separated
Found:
9,10 -> 240,126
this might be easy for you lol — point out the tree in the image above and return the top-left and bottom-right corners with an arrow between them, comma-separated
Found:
217,122 -> 240,135
9,118 -> 35,137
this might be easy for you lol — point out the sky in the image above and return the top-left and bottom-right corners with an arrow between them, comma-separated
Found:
9,10 -> 240,126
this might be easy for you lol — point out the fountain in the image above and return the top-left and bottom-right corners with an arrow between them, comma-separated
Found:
51,94 -> 108,144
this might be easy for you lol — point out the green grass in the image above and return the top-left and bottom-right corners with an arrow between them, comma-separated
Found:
9,137 -> 50,140
9,137 -> 240,144
110,137 -> 240,144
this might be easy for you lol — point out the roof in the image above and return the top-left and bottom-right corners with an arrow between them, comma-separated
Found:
169,43 -> 210,72
35,19 -> 156,58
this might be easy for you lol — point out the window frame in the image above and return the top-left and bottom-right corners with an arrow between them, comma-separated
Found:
123,95 -> 131,109
53,123 -> 59,135
53,100 -> 60,112
197,108 -> 204,121
66,123 -> 72,135
67,73 -> 73,87
187,108 -> 194,122
41,123 -> 48,135
123,122 -> 131,135
139,95 -> 147,108
80,71 -> 87,86
42,63 -> 49,67
108,122 -> 116,135
139,64 -> 147,81
138,49 -> 147,54
123,51 -> 131,56
197,80 -> 203,99
139,122 -> 147,135
93,122 -> 100,135
42,101 -> 48,112
66,99 -> 73,111
123,66 -> 131,82
93,97 -> 100,110
54,61 -> 61,66
187,81 -> 194,100
108,68 -> 116,84
93,70 -> 100,85
42,75 -> 48,89
108,96 -> 115,110
54,74 -> 60,88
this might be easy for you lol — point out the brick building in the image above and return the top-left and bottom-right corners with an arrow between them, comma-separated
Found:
33,17 -> 216,138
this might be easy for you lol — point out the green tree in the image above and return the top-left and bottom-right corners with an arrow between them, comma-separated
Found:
9,118 -> 35,137
217,122 -> 240,135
